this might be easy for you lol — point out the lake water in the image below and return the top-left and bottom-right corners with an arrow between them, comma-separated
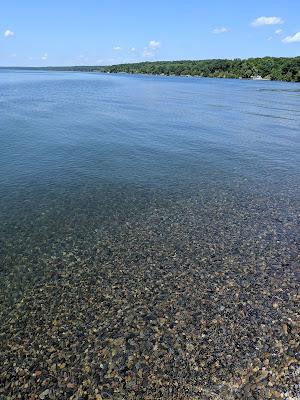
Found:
0,70 -> 299,398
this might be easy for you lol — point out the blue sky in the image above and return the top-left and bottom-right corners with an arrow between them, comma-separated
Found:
1,0 -> 299,66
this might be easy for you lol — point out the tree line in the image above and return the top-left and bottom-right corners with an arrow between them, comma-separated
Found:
101,57 -> 300,82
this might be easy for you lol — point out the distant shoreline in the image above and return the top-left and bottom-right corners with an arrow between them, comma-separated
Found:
1,68 -> 299,84
102,57 -> 300,82
1,56 -> 299,82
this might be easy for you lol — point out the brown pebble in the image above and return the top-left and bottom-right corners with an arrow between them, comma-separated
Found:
282,324 -> 288,335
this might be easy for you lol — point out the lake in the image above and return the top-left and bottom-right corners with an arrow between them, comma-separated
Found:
0,70 -> 299,398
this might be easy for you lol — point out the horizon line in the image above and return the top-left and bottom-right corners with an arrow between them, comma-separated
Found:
1,55 -> 299,69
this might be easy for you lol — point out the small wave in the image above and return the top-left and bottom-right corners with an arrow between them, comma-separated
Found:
257,88 -> 300,93
245,111 -> 294,120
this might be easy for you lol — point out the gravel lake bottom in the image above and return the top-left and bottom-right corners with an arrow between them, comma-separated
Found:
0,71 -> 299,399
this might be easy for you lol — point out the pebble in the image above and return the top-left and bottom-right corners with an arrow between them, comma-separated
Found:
0,184 -> 299,399
39,389 -> 50,399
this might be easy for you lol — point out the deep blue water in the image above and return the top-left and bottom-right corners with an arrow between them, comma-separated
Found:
0,70 -> 299,309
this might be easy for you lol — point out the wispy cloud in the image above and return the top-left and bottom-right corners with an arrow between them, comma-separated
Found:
4,29 -> 15,38
282,31 -> 300,43
212,27 -> 229,34
113,46 -> 121,51
78,55 -> 89,63
149,40 -> 161,49
41,53 -> 48,60
275,29 -> 283,34
142,40 -> 161,58
251,16 -> 284,27
143,48 -> 154,57
130,47 -> 136,52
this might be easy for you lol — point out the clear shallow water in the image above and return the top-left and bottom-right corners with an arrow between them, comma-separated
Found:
0,70 -> 299,398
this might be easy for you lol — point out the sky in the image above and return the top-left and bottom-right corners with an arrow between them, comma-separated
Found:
0,0 -> 299,66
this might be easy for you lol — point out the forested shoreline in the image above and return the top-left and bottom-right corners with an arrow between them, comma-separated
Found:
103,57 -> 300,81
2,56 -> 299,81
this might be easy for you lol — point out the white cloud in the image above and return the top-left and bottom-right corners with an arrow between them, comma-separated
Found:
282,31 -> 300,43
267,36 -> 273,41
113,46 -> 121,51
4,29 -> 15,38
149,40 -> 160,49
41,53 -> 48,60
212,27 -> 229,34
142,40 -> 161,58
130,47 -> 136,52
275,29 -> 283,34
251,16 -> 284,27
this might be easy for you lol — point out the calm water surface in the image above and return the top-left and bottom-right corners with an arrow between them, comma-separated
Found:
0,70 -> 300,308
1,70 -> 300,398
1,71 -> 299,190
